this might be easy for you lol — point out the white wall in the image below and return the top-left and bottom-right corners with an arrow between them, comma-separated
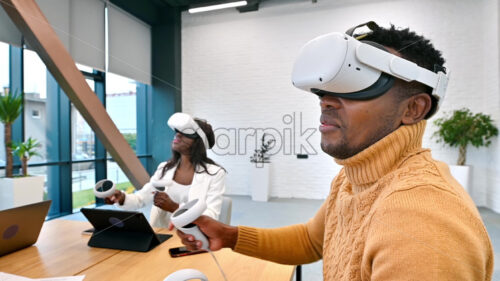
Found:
181,0 -> 500,211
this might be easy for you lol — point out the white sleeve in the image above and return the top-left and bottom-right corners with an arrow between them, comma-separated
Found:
119,163 -> 166,210
201,169 -> 226,220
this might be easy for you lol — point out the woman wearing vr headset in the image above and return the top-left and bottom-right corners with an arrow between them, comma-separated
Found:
105,113 -> 226,228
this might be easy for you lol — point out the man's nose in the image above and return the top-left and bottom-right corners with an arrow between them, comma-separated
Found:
320,96 -> 342,110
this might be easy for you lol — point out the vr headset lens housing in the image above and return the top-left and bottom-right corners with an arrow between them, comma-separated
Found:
292,33 -> 383,95
291,31 -> 448,117
168,113 -> 209,149
174,129 -> 197,139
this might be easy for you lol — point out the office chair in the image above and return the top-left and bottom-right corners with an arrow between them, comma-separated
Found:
219,196 -> 232,224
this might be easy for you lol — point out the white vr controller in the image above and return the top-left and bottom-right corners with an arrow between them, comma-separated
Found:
170,198 -> 209,251
164,269 -> 208,281
93,179 -> 116,198
152,182 -> 166,192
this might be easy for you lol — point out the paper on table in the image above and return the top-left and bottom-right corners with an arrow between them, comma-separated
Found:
0,272 -> 32,281
0,273 -> 85,281
37,276 -> 85,281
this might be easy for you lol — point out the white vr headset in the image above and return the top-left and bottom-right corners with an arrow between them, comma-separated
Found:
291,22 -> 449,118
168,113 -> 209,149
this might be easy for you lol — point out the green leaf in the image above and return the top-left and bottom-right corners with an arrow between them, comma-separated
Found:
433,108 -> 499,164
0,90 -> 23,125
11,137 -> 42,162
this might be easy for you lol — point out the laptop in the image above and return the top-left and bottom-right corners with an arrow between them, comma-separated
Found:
81,208 -> 172,252
0,200 -> 51,257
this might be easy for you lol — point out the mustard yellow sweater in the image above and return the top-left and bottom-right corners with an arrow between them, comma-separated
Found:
234,121 -> 493,281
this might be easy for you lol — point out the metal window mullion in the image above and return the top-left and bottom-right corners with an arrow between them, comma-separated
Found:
94,70 -> 106,205
9,45 -> 23,166
59,83 -> 72,215
136,83 -> 151,174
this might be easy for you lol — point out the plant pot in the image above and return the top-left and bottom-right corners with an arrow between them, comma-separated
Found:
0,175 -> 45,210
449,165 -> 471,193
251,163 -> 270,202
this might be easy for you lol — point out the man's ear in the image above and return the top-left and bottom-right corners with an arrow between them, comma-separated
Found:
401,93 -> 432,125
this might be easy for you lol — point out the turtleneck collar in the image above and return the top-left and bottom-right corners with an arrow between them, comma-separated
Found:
334,120 -> 427,190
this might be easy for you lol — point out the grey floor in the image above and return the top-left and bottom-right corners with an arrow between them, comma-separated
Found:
63,196 -> 500,281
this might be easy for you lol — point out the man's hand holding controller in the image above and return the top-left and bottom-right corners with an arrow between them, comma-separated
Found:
169,200 -> 238,252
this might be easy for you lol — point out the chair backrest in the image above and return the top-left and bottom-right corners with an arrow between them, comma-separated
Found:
218,196 -> 232,224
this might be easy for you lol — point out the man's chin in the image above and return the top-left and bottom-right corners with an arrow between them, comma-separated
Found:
321,142 -> 339,158
320,142 -> 353,160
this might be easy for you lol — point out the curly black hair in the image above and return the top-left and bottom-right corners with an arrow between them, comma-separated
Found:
356,25 -> 446,118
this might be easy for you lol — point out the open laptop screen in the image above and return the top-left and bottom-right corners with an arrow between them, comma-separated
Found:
0,200 -> 51,257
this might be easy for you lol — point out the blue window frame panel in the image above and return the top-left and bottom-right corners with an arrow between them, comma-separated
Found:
136,82 -> 153,174
46,72 -> 72,217
9,45 -> 23,156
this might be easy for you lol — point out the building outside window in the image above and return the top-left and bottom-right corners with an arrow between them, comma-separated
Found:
22,50 -> 48,196
71,77 -> 98,210
23,49 -> 47,164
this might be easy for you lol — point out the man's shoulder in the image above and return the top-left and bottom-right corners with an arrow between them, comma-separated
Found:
387,151 -> 452,194
380,151 -> 480,214
376,153 -> 482,228
370,183 -> 491,253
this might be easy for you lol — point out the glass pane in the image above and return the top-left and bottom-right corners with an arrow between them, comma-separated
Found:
106,72 -> 137,152
107,160 -> 134,194
72,79 -> 95,161
71,78 -> 97,211
29,166 -> 48,200
72,163 -> 96,210
0,42 -> 8,91
23,49 -> 48,164
0,42 -> 10,167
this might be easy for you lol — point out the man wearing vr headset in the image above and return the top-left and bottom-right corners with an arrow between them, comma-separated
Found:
105,113 -> 226,228
175,23 -> 493,280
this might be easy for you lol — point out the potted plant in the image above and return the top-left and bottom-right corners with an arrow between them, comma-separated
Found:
0,90 -> 45,210
0,89 -> 23,177
11,137 -> 42,176
433,108 -> 498,192
250,134 -> 275,201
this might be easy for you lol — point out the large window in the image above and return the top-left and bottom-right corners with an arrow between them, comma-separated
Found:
106,72 -> 137,151
0,42 -> 10,173
23,50 -> 48,196
23,49 -> 47,164
23,49 -> 51,203
71,78 -> 97,210
7,49 -> 148,216
106,72 -> 137,193
0,42 -> 8,91
0,1 -> 154,218
72,79 -> 96,161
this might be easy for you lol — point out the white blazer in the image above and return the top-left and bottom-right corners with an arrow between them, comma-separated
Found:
119,162 -> 226,228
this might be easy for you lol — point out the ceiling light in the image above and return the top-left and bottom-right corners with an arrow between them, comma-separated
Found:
188,1 -> 248,13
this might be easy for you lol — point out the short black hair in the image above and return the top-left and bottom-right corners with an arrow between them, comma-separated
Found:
356,25 -> 445,118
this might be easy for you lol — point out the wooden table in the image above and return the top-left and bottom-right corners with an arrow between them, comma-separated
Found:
0,220 -> 294,281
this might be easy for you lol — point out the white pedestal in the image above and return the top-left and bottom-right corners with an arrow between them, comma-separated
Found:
449,165 -> 471,193
251,163 -> 270,202
0,176 -> 45,210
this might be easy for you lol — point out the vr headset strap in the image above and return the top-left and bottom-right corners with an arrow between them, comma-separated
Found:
345,21 -> 379,37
